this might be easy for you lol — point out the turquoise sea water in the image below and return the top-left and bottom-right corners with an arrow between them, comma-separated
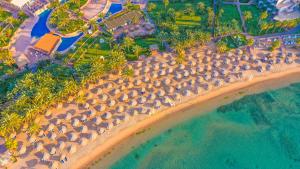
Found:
111,83 -> 300,169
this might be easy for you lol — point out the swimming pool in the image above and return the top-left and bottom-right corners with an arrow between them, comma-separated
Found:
106,3 -> 123,16
31,10 -> 83,53
31,9 -> 51,38
57,33 -> 83,52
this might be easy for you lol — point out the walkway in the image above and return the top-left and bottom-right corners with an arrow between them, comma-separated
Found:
9,16 -> 38,68
81,0 -> 109,20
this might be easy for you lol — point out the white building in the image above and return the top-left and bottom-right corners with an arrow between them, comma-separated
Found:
11,0 -> 31,8
275,0 -> 300,21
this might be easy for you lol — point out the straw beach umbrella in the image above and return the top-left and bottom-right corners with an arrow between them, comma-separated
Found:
58,141 -> 66,150
28,135 -> 37,144
49,146 -> 56,155
49,132 -> 57,140
80,126 -> 88,133
129,99 -> 138,106
36,142 -> 43,151
108,99 -> 116,107
59,125 -> 67,134
50,161 -> 59,169
41,152 -> 50,161
64,112 -> 72,120
95,104 -> 106,112
80,138 -> 88,146
119,94 -> 129,102
138,96 -> 147,104
69,132 -> 78,142
19,145 -> 27,155
98,127 -> 105,134
94,116 -> 102,125
99,94 -> 108,101
68,144 -> 77,154
72,118 -> 80,127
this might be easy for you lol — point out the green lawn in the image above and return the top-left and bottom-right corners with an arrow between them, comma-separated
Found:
135,36 -> 160,48
240,5 -> 263,35
148,0 -> 213,31
219,5 -> 241,24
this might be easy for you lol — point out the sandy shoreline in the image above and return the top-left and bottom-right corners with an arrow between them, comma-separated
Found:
62,66 -> 300,169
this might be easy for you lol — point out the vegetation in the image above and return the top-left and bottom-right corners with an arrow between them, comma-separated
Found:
270,40 -> 281,51
218,34 -> 248,51
49,0 -> 87,34
0,9 -> 27,47
215,4 -> 242,36
0,49 -> 17,77
240,5 -> 300,35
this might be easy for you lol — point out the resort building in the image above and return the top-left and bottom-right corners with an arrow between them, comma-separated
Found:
103,11 -> 143,31
274,0 -> 300,21
33,33 -> 61,55
21,33 -> 62,68
11,0 -> 50,15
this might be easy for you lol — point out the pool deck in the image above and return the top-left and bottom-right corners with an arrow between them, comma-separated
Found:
81,0 -> 109,20
9,16 -> 39,68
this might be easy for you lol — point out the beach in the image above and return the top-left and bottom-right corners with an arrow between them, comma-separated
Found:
66,66 -> 300,169
7,43 -> 300,169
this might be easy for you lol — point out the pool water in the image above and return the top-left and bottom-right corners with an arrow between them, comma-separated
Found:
57,33 -> 83,52
31,9 -> 51,38
106,3 -> 123,16
111,82 -> 300,169
31,10 -> 83,52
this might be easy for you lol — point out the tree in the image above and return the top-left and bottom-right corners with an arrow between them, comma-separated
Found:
28,123 -> 40,135
156,31 -> 168,48
147,3 -> 157,12
259,11 -> 268,24
0,113 -> 23,137
197,2 -> 205,12
133,45 -> 142,58
270,40 -> 281,51
163,0 -> 169,9
50,0 -> 60,9
246,38 -> 255,47
106,48 -> 126,73
207,7 -> 214,27
216,41 -> 228,53
123,37 -> 134,51
260,22 -> 268,33
243,11 -> 252,21
122,68 -> 134,79
5,138 -> 18,153
89,20 -> 97,31
296,38 -> 300,47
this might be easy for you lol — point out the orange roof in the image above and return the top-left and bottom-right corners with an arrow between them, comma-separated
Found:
34,33 -> 61,55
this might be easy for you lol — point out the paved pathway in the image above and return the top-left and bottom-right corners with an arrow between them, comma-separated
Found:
81,0 -> 109,20
9,16 -> 38,68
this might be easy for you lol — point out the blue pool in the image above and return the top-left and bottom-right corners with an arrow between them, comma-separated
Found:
57,33 -> 83,52
31,9 -> 51,38
31,10 -> 83,53
107,3 -> 123,16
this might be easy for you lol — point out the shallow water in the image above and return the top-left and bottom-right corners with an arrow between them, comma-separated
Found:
110,83 -> 300,169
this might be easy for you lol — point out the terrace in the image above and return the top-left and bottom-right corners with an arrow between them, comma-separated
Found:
103,10 -> 143,31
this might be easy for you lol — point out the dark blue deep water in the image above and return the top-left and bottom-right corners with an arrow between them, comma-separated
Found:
111,82 -> 300,169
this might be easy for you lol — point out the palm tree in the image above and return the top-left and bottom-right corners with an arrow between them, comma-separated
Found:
123,37 -> 134,51
133,45 -> 142,58
259,11 -> 268,25
163,0 -> 169,9
243,11 -> 252,21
